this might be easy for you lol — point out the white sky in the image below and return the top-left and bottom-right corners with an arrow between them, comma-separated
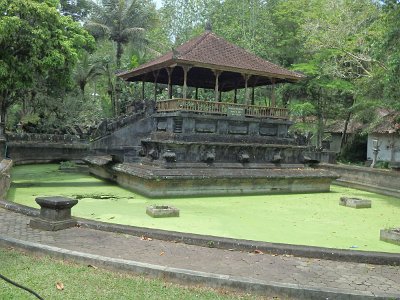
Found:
154,0 -> 162,9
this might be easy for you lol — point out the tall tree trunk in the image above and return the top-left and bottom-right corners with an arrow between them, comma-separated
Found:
339,96 -> 355,155
0,92 -> 7,159
114,41 -> 123,116
339,111 -> 352,154
316,91 -> 324,149
0,92 -> 7,138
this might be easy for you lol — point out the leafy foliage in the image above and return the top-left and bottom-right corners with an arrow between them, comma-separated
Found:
0,0 -> 94,136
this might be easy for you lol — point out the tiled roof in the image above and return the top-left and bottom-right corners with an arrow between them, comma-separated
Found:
325,120 -> 364,134
371,110 -> 400,134
118,31 -> 304,81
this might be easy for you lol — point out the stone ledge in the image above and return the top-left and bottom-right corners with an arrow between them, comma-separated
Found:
30,218 -> 77,231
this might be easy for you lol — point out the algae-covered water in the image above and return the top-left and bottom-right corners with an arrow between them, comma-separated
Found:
6,164 -> 400,253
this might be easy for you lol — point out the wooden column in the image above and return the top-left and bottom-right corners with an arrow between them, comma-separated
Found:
271,78 -> 276,107
141,80 -> 145,101
195,87 -> 198,100
234,88 -> 237,103
243,74 -> 251,105
213,70 -> 221,102
153,70 -> 160,101
166,67 -> 174,99
182,65 -> 191,99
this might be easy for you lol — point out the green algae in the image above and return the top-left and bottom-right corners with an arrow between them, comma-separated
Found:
6,163 -> 400,253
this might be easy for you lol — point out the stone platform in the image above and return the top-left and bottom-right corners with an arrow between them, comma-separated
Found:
86,156 -> 338,198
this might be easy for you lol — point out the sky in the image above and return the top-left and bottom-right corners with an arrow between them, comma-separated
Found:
154,0 -> 162,9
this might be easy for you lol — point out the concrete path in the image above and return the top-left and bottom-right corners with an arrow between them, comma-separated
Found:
1,207 -> 399,299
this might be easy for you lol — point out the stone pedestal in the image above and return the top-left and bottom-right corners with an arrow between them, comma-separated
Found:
30,196 -> 78,231
380,228 -> 400,246
146,205 -> 179,218
339,197 -> 371,209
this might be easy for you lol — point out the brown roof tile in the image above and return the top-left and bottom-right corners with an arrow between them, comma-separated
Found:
118,31 -> 304,82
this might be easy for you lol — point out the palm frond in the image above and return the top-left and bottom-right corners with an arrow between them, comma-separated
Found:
85,21 -> 111,39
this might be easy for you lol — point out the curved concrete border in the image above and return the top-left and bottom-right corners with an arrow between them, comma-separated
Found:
1,199 -> 399,266
0,235 -> 395,300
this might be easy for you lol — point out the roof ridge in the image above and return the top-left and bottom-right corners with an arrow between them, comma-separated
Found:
202,33 -> 301,77
177,31 -> 212,58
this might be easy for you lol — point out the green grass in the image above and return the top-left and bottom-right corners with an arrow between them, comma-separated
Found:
0,247 -> 264,300
6,164 -> 400,253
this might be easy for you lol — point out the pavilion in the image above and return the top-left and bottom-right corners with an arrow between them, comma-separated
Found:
118,29 -> 304,119
86,30 -> 337,198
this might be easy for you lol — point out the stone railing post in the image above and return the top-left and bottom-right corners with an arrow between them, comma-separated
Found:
30,196 -> 78,231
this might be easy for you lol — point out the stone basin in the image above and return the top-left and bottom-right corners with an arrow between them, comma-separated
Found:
146,205 -> 180,218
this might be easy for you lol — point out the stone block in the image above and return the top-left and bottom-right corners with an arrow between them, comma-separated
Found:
146,205 -> 179,218
339,197 -> 371,209
380,228 -> 400,246
30,196 -> 78,231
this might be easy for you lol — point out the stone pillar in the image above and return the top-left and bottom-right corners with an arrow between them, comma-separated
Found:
30,196 -> 78,231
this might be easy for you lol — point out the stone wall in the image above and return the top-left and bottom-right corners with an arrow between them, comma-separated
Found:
320,163 -> 400,198
367,133 -> 400,163
0,159 -> 12,199
7,141 -> 88,164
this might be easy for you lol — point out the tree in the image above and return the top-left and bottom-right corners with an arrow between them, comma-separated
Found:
0,0 -> 94,140
161,0 -> 216,45
377,0 -> 400,109
59,0 -> 94,21
85,0 -> 157,115
74,51 -> 104,98
86,0 -> 157,68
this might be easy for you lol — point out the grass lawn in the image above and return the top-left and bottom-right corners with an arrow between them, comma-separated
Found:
0,247 -> 265,300
6,164 -> 400,253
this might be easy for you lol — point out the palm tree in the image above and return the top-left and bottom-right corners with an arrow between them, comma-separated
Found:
85,0 -> 156,116
74,51 -> 104,99
86,0 -> 157,69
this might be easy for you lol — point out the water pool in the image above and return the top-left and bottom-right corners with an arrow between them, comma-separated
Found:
6,163 -> 400,253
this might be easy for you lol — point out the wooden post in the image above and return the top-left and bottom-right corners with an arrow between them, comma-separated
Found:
195,87 -> 198,100
243,74 -> 251,105
234,88 -> 237,103
271,78 -> 276,107
166,67 -> 173,99
213,70 -> 221,102
218,90 -> 222,102
182,65 -> 191,99
153,70 -> 160,101
142,80 -> 145,101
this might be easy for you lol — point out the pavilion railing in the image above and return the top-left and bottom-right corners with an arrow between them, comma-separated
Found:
156,98 -> 289,119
